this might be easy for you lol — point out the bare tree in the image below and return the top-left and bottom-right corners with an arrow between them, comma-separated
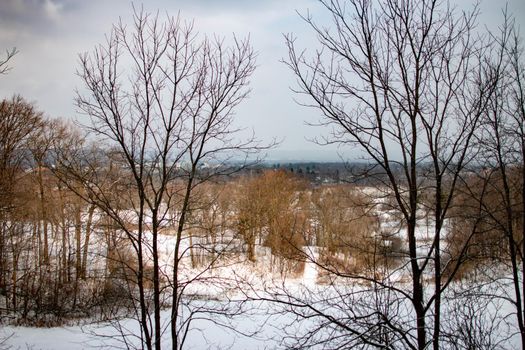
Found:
464,11 -> 525,347
0,96 -> 43,314
283,0 -> 495,348
62,6 -> 257,350
235,170 -> 307,272
0,48 -> 17,75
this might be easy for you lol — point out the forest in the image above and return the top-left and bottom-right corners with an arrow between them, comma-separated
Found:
0,0 -> 524,349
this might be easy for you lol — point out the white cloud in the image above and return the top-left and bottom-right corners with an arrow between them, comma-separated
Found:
42,0 -> 64,21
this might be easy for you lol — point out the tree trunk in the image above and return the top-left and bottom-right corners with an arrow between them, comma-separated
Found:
38,166 -> 49,265
75,201 -> 82,280
61,217 -> 68,284
152,215 -> 161,350
81,204 -> 95,279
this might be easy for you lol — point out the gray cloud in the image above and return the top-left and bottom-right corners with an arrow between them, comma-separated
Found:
0,0 -> 61,22
181,0 -> 281,11
0,0 -> 85,35
1,0 -> 523,161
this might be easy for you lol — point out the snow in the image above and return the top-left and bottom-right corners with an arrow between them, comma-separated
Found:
3,262 -> 522,349
2,188 -> 522,349
301,251 -> 318,285
3,304 -> 290,350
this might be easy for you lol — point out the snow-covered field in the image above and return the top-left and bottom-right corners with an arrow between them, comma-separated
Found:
4,255 -> 522,349
3,304 -> 289,350
2,187 -> 523,349
5,282 -> 521,349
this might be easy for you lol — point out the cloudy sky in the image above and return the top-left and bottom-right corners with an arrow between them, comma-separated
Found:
0,0 -> 524,162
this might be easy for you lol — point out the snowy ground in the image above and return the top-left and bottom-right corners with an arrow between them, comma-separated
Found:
3,242 -> 314,349
5,282 -> 520,349
3,268 -> 522,349
2,194 -> 522,349
4,320 -> 255,349
3,305 -> 290,350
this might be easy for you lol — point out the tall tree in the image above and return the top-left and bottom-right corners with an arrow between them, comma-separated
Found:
283,0 -> 495,348
0,96 -> 43,309
468,11 -> 525,347
64,7 -> 257,350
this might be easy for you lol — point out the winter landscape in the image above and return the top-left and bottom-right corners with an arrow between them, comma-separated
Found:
1,0 -> 525,349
